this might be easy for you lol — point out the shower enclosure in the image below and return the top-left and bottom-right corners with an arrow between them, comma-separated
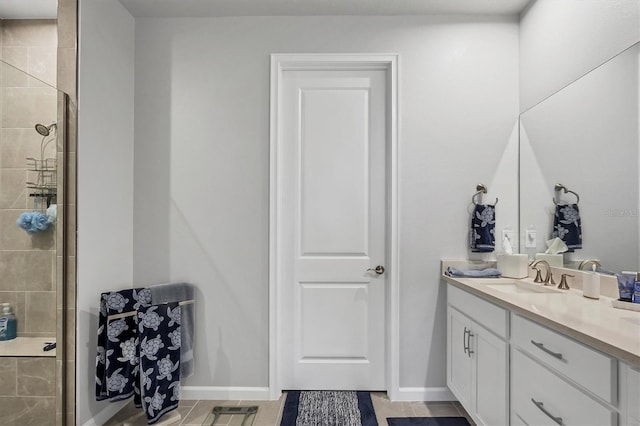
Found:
0,58 -> 69,425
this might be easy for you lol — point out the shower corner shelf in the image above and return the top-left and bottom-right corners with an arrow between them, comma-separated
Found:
26,156 -> 57,206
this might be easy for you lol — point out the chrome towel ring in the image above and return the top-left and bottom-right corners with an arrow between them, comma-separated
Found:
553,183 -> 580,205
472,183 -> 498,206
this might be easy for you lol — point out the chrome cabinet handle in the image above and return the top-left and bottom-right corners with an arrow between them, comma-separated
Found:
531,340 -> 563,360
531,398 -> 563,425
463,327 -> 469,354
463,327 -> 474,357
366,265 -> 385,275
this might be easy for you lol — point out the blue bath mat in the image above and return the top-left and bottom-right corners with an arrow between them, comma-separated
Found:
387,418 -> 470,426
280,391 -> 377,426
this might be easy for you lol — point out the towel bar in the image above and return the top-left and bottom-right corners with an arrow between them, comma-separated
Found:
107,299 -> 195,320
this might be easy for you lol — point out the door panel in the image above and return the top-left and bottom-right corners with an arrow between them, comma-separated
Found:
300,88 -> 369,256
280,68 -> 387,390
299,283 -> 368,359
448,307 -> 472,408
474,322 -> 508,426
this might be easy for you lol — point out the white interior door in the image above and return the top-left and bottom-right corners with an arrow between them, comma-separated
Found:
278,66 -> 388,390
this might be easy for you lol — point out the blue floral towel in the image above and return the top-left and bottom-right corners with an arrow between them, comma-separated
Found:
139,302 -> 181,424
470,204 -> 496,252
95,288 -> 152,403
149,283 -> 195,378
552,203 -> 582,250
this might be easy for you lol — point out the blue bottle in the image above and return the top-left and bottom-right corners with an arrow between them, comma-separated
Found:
0,303 -> 17,341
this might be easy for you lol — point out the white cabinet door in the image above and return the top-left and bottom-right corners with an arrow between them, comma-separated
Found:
448,302 -> 508,426
473,322 -> 508,426
448,307 -> 472,409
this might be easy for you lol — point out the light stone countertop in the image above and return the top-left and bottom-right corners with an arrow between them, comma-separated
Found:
443,273 -> 640,368
0,337 -> 56,357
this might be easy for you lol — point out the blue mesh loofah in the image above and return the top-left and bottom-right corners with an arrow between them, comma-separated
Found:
16,211 -> 50,233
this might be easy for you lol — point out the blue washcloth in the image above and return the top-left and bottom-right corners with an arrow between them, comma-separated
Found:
445,267 -> 502,278
470,204 -> 496,252
552,203 -> 582,250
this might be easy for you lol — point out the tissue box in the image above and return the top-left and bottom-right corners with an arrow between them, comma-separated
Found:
497,254 -> 528,279
534,253 -> 563,267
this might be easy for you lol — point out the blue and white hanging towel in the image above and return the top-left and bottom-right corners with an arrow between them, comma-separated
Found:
138,302 -> 181,424
95,288 -> 152,404
552,203 -> 582,250
149,283 -> 195,378
470,204 -> 496,252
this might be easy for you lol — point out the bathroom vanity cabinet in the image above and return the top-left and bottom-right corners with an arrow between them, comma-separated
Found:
447,285 -> 508,426
446,280 -> 639,426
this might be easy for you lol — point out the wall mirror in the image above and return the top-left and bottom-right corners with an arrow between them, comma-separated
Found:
519,41 -> 640,273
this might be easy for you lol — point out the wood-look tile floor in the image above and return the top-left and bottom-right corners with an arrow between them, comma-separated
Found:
105,392 -> 476,426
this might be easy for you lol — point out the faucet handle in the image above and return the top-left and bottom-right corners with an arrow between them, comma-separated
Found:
558,274 -> 574,290
533,268 -> 544,283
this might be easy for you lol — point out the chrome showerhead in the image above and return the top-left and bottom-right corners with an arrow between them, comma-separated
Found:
35,123 -> 57,137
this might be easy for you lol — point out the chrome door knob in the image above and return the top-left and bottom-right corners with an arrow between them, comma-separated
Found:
366,265 -> 385,275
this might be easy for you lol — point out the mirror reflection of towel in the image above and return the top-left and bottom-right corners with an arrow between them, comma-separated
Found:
470,204 -> 496,252
552,203 -> 582,251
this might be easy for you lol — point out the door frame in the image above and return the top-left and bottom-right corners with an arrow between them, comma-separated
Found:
268,53 -> 400,400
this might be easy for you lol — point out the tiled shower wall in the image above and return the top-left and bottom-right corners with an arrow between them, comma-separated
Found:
0,18 -> 61,426
0,19 -> 58,337
0,357 -> 56,425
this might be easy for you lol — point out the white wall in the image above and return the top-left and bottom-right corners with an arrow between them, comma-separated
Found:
133,16 -> 519,393
519,0 -> 640,111
77,0 -> 135,424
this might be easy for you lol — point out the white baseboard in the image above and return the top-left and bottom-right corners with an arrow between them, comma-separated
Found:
181,386 -> 272,401
394,387 -> 456,402
81,400 -> 129,426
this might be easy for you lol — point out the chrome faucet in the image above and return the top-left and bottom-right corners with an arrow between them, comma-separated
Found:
531,260 -> 554,285
578,259 -> 602,271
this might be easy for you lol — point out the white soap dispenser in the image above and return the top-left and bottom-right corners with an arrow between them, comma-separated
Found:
583,264 -> 600,299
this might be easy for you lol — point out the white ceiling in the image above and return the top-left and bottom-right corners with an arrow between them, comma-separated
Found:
0,0 -> 57,19
118,0 -> 533,18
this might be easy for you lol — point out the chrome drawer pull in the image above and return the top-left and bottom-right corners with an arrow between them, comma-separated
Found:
531,398 -> 563,425
463,327 -> 469,354
467,331 -> 474,357
531,340 -> 563,360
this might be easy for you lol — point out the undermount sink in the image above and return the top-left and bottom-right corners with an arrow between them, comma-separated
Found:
484,280 -> 563,295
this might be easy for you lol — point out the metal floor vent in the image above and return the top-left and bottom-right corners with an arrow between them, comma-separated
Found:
204,406 -> 258,426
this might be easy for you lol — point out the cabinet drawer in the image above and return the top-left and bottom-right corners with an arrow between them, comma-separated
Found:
512,349 -> 616,426
511,314 -> 616,403
448,285 -> 508,339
